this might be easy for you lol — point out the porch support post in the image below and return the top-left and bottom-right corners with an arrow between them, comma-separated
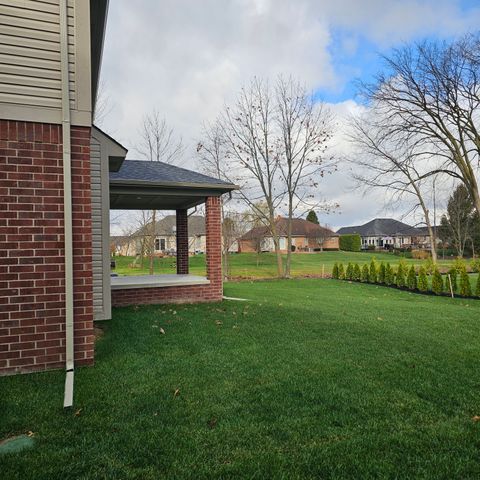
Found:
205,196 -> 223,299
176,209 -> 189,274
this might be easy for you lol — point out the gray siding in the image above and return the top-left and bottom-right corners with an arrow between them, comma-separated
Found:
90,132 -> 111,321
0,0 -> 91,125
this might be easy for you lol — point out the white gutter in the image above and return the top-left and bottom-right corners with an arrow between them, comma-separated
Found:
60,0 -> 75,408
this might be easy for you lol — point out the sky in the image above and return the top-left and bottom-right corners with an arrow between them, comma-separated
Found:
100,0 -> 480,233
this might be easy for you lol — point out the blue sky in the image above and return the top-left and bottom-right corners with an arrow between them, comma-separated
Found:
319,0 -> 480,103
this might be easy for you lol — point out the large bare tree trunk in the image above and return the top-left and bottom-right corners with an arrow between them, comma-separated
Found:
285,199 -> 293,278
412,182 -> 437,263
269,215 -> 283,278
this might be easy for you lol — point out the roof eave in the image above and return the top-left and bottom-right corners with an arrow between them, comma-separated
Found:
109,179 -> 239,193
90,0 -> 109,110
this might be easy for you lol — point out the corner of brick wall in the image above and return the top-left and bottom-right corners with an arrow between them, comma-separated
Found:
0,120 -> 94,375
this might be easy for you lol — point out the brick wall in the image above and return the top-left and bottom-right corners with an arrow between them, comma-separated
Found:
0,120 -> 94,375
176,208 -> 189,274
112,196 -> 223,307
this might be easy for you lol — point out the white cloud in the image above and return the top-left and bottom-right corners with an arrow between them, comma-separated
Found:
102,0 -> 476,232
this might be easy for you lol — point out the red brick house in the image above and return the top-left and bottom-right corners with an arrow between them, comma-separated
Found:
0,1 -> 236,405
239,217 -> 339,253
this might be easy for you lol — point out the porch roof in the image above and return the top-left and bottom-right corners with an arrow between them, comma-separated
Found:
109,160 -> 237,210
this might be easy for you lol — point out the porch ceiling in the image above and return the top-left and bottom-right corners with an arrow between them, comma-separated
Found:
109,160 -> 237,210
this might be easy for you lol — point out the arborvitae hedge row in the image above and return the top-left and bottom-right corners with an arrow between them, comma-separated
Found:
378,263 -> 386,284
431,268 -> 443,295
332,263 -> 339,279
459,269 -> 472,297
361,264 -> 369,282
418,267 -> 428,292
407,265 -> 417,290
369,260 -> 377,283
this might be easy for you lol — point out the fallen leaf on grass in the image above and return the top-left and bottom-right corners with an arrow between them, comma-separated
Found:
207,417 -> 217,429
159,327 -> 165,335
27,431 -> 35,437
472,415 -> 480,422
173,388 -> 180,398
215,320 -> 223,326
74,408 -> 82,417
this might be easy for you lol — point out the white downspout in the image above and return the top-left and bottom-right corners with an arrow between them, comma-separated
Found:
60,0 -> 75,408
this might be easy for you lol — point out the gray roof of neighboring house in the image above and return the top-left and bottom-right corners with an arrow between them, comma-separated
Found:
110,160 -> 235,189
336,218 -> 419,236
154,215 -> 206,236
135,215 -> 206,237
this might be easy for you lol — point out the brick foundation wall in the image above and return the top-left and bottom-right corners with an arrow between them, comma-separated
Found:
112,196 -> 223,307
0,120 -> 94,375
111,283 -> 220,307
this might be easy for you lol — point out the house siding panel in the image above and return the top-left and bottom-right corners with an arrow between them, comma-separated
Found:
90,135 -> 102,317
0,0 -> 90,126
90,130 -> 111,321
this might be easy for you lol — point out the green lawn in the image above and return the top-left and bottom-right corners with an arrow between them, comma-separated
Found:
113,251 -> 458,278
2,279 -> 480,478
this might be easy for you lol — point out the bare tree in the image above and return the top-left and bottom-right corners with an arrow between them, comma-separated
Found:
131,210 -> 153,269
275,76 -> 335,277
93,80 -> 113,128
136,110 -> 184,274
216,78 -> 285,277
348,113 -> 438,262
197,121 -> 233,277
199,76 -> 337,278
359,35 -> 480,217
221,212 -> 251,278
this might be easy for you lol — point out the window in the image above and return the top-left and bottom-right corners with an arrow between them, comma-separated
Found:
155,238 -> 166,251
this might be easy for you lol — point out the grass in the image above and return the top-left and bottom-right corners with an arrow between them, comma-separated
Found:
113,251 -> 458,278
2,279 -> 480,478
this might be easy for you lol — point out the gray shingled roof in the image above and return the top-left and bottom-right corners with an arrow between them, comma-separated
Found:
337,218 -> 418,236
133,215 -> 205,238
154,215 -> 205,236
241,217 -> 337,240
110,160 -> 235,188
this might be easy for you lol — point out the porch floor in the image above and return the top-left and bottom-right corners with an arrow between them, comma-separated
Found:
110,274 -> 210,290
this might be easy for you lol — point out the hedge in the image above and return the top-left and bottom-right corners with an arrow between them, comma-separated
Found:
339,234 -> 361,252
330,261 -> 480,300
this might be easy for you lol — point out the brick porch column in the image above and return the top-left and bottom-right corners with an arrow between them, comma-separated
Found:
176,209 -> 189,274
205,196 -> 223,299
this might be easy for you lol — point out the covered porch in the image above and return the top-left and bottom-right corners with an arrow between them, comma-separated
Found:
109,160 -> 237,307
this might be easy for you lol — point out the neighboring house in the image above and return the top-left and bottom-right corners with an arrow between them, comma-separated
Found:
337,218 -> 426,249
412,227 -> 438,250
239,217 -> 339,253
0,0 -> 237,392
131,215 -> 207,255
